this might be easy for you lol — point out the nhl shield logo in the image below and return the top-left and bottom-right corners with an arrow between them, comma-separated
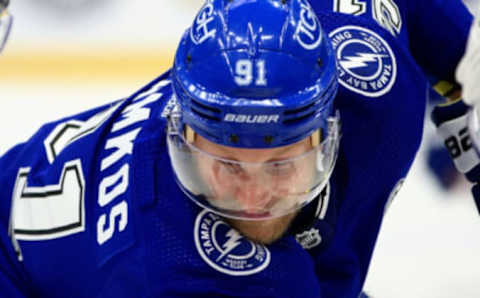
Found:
194,210 -> 271,276
296,228 -> 322,250
329,25 -> 397,97
295,183 -> 330,250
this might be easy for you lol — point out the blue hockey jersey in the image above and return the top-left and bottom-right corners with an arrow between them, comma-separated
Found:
0,1 -> 472,297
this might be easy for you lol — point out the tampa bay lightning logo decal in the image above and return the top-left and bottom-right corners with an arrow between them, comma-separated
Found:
329,25 -> 397,97
194,210 -> 271,276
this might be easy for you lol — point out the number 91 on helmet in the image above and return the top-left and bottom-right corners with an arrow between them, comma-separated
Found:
0,0 -> 12,53
167,0 -> 341,221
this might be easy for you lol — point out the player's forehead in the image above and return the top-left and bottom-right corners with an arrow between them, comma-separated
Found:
194,133 -> 312,163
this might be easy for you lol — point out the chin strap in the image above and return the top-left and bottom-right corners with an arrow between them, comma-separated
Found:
431,98 -> 480,214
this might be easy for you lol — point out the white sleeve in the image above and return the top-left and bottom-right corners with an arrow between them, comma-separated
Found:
456,6 -> 480,106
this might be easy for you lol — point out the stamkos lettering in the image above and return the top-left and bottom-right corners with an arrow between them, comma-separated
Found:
295,0 -> 322,50
191,2 -> 216,44
96,80 -> 166,245
98,164 -> 129,208
112,93 -> 162,132
101,128 -> 141,171
224,114 -> 279,124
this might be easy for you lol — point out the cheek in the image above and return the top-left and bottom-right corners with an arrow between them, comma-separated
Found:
195,158 -> 230,197
275,162 -> 315,188
195,156 -> 211,182
295,169 -> 315,195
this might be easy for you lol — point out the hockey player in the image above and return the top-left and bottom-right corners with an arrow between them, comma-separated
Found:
0,0 -> 474,297
0,0 -> 12,53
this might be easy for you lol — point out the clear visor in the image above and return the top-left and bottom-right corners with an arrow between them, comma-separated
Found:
0,9 -> 12,53
167,112 -> 341,221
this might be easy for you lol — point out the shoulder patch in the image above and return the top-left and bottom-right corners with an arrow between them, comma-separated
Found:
194,209 -> 270,276
329,25 -> 397,97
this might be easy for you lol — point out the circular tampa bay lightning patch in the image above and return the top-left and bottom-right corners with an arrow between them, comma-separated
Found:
194,210 -> 271,276
329,25 -> 397,97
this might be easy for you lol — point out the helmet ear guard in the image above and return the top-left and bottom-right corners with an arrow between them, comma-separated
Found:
310,130 -> 321,148
185,125 -> 196,144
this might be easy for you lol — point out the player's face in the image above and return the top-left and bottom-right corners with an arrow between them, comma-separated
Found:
193,134 -> 315,244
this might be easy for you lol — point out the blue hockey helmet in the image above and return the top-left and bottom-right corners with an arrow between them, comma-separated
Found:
0,0 -> 12,53
168,0 -> 340,220
172,0 -> 338,149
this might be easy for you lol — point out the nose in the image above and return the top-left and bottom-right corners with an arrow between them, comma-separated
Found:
234,180 -> 272,213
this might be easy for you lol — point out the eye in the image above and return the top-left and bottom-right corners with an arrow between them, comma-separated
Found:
265,161 -> 295,176
218,160 -> 243,175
